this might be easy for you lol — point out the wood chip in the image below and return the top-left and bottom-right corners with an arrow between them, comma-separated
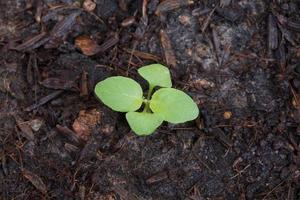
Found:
155,0 -> 194,15
268,14 -> 278,50
25,90 -> 63,112
277,42 -> 286,69
22,169 -> 47,194
64,143 -> 79,153
119,0 -> 128,11
277,22 -> 297,46
27,53 -> 35,85
1,152 -> 8,175
56,124 -> 84,145
34,0 -> 43,23
79,185 -> 86,200
14,115 -> 35,141
72,109 -> 101,141
220,0 -> 231,7
13,32 -> 48,51
98,34 -> 119,52
192,79 -> 215,90
123,48 -> 160,62
159,29 -> 177,67
146,171 -> 168,184
112,184 -> 139,200
80,71 -> 89,96
45,11 -> 81,49
292,94 -> 300,110
41,77 -> 77,90
121,16 -> 136,27
287,19 -> 300,32
75,35 -> 100,56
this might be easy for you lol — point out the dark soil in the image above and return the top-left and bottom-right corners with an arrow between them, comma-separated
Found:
1,0 -> 300,199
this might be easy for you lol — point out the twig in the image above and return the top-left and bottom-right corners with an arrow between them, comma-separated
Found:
262,180 -> 285,200
230,164 -> 251,179
201,6 -> 216,33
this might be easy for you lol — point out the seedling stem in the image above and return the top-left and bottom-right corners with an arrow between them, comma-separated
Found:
143,85 -> 154,112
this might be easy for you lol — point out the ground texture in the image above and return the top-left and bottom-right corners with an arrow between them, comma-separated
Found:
1,0 -> 300,199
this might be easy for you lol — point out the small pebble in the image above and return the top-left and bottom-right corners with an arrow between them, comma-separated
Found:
121,16 -> 135,27
83,0 -> 96,12
30,119 -> 43,132
223,111 -> 232,119
178,14 -> 191,26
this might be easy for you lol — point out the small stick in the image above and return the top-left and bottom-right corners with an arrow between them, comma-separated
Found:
201,6 -> 216,33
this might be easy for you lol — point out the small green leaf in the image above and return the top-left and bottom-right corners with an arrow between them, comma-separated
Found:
138,64 -> 172,87
94,76 -> 143,112
126,112 -> 163,136
150,88 -> 199,123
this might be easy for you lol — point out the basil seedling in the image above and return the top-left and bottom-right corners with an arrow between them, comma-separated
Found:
94,64 -> 199,136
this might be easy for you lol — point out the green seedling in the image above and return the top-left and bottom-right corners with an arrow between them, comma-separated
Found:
94,64 -> 199,136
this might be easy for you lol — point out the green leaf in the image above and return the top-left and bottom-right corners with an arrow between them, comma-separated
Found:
150,88 -> 199,123
94,76 -> 143,112
138,64 -> 172,87
126,112 -> 163,136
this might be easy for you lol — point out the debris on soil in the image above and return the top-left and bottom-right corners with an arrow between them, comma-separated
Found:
121,16 -> 136,27
159,29 -> 177,68
22,169 -> 47,194
155,0 -> 194,16
25,91 -> 64,112
75,35 -> 101,56
29,119 -> 44,132
45,11 -> 81,49
15,115 -> 35,141
223,111 -> 232,119
41,78 -> 77,91
72,109 -> 101,141
83,0 -> 96,12
56,124 -> 84,146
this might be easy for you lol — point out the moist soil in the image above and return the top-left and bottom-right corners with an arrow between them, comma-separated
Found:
1,0 -> 300,199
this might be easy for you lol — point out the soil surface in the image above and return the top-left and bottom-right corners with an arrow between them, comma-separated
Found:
1,0 -> 300,199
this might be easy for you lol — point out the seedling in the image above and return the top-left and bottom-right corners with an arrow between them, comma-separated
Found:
94,64 -> 199,136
